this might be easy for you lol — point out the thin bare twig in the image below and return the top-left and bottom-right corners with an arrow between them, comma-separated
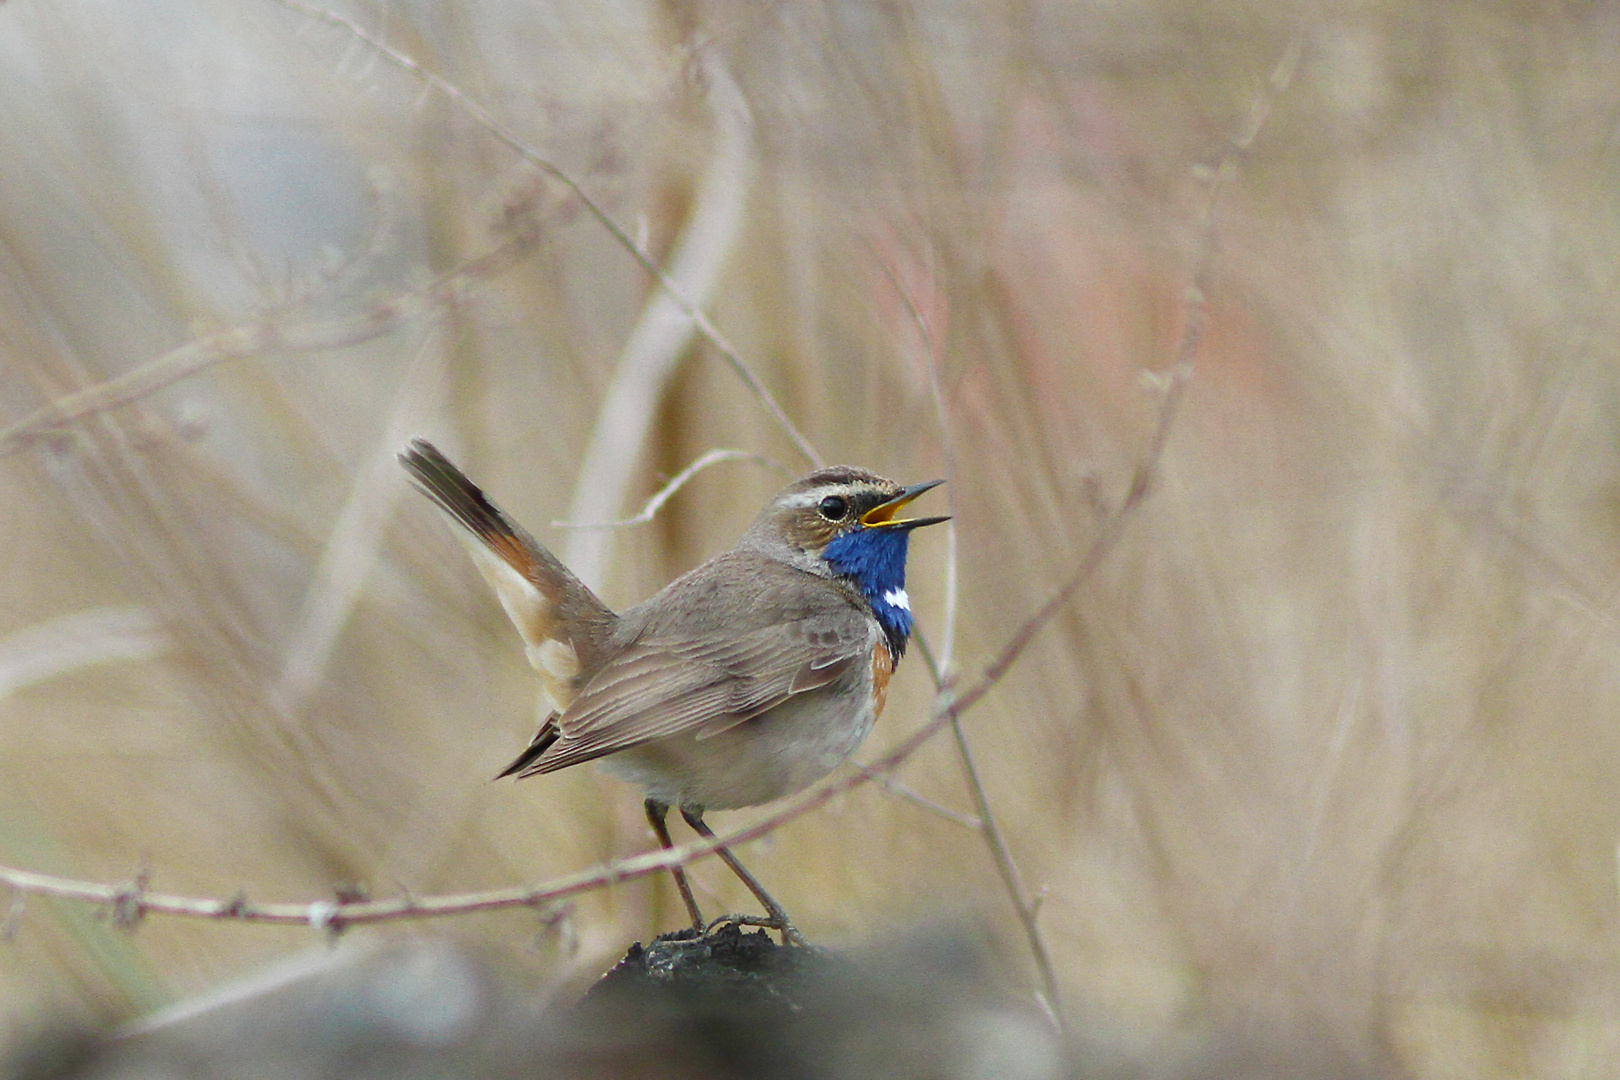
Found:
271,0 -> 822,471
552,449 -> 790,529
0,231 -> 532,458
1174,36 -> 1301,367
878,249 -> 1069,1017
850,762 -> 981,829
805,253 -> 985,839
934,363 -> 1187,1026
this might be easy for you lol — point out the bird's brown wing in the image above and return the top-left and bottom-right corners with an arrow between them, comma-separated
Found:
495,714 -> 560,778
513,557 -> 872,776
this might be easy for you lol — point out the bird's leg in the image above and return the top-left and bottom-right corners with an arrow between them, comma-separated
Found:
680,807 -> 805,946
645,799 -> 704,931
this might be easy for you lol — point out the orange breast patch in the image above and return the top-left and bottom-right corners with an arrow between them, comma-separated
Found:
870,640 -> 895,718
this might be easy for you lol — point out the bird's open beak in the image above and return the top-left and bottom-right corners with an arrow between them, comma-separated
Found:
861,478 -> 949,530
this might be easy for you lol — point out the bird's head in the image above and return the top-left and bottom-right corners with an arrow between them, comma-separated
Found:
742,466 -> 947,653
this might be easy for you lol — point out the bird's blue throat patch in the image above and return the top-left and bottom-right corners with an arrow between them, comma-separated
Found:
822,526 -> 915,658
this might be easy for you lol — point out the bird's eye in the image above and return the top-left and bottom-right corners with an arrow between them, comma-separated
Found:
818,495 -> 849,521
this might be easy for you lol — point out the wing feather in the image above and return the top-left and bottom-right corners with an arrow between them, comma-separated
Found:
512,554 -> 873,777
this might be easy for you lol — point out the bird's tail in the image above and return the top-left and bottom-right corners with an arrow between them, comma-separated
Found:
400,438 -> 615,713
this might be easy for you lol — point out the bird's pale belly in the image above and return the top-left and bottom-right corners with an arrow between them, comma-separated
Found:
599,663 -> 881,810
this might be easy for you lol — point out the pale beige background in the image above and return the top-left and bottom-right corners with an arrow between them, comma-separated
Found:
1,2 -> 1619,1075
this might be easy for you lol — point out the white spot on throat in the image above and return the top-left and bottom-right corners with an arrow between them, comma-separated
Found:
882,587 -> 910,611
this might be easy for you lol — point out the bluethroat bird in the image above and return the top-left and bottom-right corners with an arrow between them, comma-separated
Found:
400,439 -> 946,943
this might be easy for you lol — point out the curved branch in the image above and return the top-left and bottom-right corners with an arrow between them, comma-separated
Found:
552,449 -> 789,530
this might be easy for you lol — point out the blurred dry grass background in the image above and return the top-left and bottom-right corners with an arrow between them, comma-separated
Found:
2,0 -> 1620,1074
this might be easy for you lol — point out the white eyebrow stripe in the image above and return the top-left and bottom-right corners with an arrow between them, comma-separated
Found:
882,587 -> 910,611
777,490 -> 834,509
777,484 -> 885,510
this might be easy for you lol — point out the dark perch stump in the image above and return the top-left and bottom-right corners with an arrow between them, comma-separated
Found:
590,922 -> 833,1013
